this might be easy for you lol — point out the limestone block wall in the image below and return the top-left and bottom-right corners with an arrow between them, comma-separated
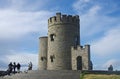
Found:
47,13 -> 80,70
71,45 -> 90,70
38,37 -> 48,70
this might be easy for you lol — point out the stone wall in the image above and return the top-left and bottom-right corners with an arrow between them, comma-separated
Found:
71,45 -> 91,70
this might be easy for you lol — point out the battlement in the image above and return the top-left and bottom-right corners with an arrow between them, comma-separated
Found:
71,45 -> 90,51
48,12 -> 79,26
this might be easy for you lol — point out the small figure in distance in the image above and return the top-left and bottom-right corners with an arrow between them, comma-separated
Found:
28,62 -> 32,70
16,63 -> 21,73
13,62 -> 17,74
7,62 -> 13,75
108,65 -> 113,71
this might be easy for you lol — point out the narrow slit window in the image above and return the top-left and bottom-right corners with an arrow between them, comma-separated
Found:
50,34 -> 55,41
50,56 -> 53,62
41,57 -> 44,61
50,55 -> 55,62
54,17 -> 56,21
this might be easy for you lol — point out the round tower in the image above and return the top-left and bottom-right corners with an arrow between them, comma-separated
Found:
47,13 -> 80,70
38,37 -> 48,70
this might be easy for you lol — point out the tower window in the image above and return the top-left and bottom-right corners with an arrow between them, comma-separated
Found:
50,55 -> 55,62
41,57 -> 44,61
54,17 -> 56,21
51,56 -> 53,62
41,57 -> 46,61
50,34 -> 55,41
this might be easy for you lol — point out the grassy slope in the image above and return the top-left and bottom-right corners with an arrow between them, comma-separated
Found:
83,74 -> 120,79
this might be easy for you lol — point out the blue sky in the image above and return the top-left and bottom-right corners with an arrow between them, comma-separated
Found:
0,0 -> 120,70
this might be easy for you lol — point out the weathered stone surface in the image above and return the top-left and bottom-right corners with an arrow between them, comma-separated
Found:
71,45 -> 91,70
38,37 -> 48,70
3,70 -> 81,79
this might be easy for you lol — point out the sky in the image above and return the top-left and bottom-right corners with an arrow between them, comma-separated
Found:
0,0 -> 120,71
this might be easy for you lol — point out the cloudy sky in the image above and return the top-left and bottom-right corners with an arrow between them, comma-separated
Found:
0,0 -> 120,71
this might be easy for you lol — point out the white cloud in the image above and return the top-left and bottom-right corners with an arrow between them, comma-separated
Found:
91,28 -> 120,56
73,0 -> 93,14
80,6 -> 119,40
0,0 -> 54,40
73,0 -> 120,41
73,0 -> 120,15
0,10 -> 53,40
88,5 -> 101,15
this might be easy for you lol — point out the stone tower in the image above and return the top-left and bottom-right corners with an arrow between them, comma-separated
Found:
47,13 -> 80,70
38,37 -> 48,70
38,12 -> 92,70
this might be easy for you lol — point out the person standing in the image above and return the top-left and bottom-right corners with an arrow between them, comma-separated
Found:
28,62 -> 32,70
16,63 -> 21,73
8,62 -> 13,75
108,65 -> 113,71
13,62 -> 16,73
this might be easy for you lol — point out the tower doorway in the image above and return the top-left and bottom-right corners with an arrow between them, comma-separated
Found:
77,56 -> 82,70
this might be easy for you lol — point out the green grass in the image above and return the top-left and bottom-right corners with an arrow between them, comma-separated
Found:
83,74 -> 120,79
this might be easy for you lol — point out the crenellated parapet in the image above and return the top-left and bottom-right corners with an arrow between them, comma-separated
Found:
71,45 -> 90,52
48,12 -> 79,27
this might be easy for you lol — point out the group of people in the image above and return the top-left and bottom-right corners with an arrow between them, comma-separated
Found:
7,62 -> 33,75
7,62 -> 21,74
